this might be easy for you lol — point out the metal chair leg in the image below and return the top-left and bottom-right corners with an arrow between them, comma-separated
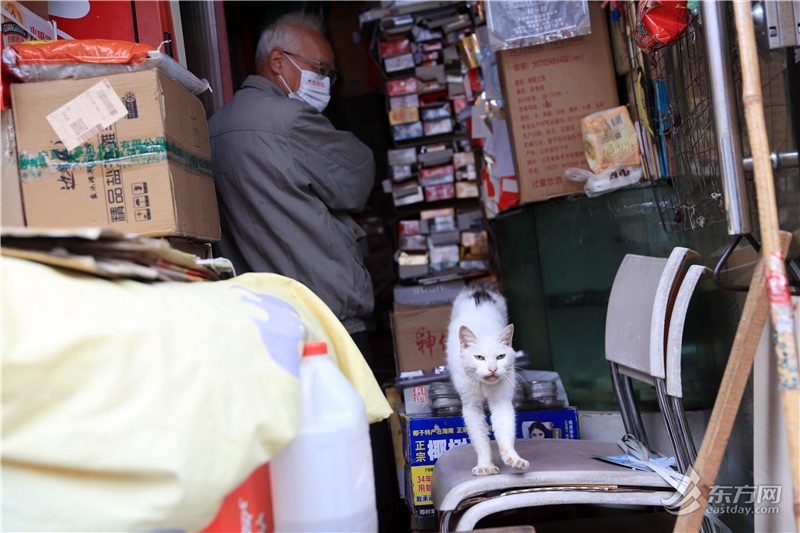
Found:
609,363 -> 650,449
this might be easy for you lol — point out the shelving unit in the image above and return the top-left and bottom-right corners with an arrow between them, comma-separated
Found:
362,1 -> 494,290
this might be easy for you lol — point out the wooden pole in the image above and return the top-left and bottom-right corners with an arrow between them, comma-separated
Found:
732,0 -> 800,530
673,232 -> 792,532
674,1 -> 800,530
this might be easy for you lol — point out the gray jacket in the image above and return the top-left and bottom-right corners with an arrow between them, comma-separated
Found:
209,75 -> 375,333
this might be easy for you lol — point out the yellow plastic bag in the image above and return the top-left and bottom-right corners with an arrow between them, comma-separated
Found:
2,256 -> 390,532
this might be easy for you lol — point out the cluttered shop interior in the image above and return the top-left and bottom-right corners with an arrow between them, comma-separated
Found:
2,1 -> 799,532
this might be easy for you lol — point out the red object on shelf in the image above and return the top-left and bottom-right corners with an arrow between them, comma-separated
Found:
199,462 -> 274,533
49,1 -> 178,61
49,1 -> 136,42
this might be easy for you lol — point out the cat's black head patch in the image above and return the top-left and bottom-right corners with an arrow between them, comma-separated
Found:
471,288 -> 494,306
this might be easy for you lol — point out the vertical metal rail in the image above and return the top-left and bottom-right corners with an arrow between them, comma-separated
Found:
701,1 -> 752,237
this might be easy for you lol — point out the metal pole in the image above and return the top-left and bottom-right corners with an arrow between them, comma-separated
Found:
701,1 -> 752,236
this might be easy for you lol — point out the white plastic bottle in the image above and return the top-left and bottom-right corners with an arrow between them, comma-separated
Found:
269,341 -> 377,532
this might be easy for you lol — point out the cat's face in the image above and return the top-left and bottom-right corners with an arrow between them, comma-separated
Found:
458,324 -> 515,385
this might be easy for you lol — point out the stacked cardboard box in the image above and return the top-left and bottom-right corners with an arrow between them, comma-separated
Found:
496,3 -> 619,205
8,69 -> 220,253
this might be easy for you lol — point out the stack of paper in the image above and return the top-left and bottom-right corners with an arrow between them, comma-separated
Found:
1,227 -> 232,282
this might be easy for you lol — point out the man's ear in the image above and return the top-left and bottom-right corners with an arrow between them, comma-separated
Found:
262,48 -> 284,77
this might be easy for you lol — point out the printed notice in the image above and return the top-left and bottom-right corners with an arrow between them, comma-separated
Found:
46,79 -> 127,152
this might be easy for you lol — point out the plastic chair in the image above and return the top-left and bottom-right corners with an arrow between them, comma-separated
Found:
663,264 -> 711,471
432,439 -> 675,532
606,252 -> 709,474
605,247 -> 699,458
431,248 -> 702,532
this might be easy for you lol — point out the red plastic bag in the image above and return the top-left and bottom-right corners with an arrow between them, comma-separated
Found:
634,0 -> 689,53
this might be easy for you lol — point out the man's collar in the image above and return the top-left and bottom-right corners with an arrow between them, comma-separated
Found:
242,75 -> 282,95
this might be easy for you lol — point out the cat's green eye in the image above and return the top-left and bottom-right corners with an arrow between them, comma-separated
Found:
474,355 -> 485,361
497,354 -> 505,360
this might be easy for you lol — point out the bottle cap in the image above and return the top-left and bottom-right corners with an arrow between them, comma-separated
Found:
303,341 -> 328,357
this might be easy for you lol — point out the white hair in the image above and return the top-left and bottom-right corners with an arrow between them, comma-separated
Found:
255,11 -> 325,68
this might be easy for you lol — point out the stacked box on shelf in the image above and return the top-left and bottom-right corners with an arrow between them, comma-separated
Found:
387,144 -> 480,210
378,10 -> 475,146
395,205 -> 489,280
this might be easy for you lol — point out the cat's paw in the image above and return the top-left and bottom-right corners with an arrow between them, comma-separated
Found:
507,456 -> 530,470
500,450 -> 529,470
472,464 -> 500,476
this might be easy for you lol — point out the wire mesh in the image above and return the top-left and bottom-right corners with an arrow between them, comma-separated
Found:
621,1 -> 762,234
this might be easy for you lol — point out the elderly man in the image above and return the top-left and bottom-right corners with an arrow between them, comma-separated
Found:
209,11 -> 376,354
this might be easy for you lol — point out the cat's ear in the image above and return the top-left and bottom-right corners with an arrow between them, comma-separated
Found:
498,324 -> 514,347
459,325 -> 478,350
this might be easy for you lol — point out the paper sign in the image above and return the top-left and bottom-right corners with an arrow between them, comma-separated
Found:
489,117 -> 516,177
46,79 -> 127,151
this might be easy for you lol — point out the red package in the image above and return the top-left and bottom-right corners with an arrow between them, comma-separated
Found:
634,0 -> 689,53
398,219 -> 421,236
380,36 -> 411,59
386,76 -> 418,96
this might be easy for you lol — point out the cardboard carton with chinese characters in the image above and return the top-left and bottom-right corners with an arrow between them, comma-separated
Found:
11,69 -> 220,241
401,407 -> 579,517
496,2 -> 619,204
391,302 -> 452,374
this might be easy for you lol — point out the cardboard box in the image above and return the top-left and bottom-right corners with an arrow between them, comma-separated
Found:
163,237 -> 213,259
401,408 -> 580,518
11,70 -> 220,241
402,407 -> 579,467
1,109 -> 25,226
497,3 -> 619,204
391,302 -> 452,373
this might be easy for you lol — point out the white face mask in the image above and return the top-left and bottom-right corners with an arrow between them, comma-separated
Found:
279,54 -> 331,113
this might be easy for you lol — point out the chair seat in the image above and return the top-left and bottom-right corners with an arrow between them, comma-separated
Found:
432,439 -> 673,513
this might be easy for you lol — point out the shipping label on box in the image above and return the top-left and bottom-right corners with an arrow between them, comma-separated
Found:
11,70 -> 220,241
496,3 -> 619,205
391,302 -> 452,373
402,408 -> 579,467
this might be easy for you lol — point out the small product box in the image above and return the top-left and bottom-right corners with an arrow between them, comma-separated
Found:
424,182 -> 456,203
388,147 -> 417,166
389,107 -> 420,126
386,77 -> 419,96
380,36 -> 412,59
385,53 -> 415,73
389,94 -> 420,111
419,164 -> 455,187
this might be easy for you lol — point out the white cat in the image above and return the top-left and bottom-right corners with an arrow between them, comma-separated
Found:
446,283 -> 529,476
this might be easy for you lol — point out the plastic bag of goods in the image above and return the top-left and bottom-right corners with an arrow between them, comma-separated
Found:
581,105 -> 642,174
634,0 -> 689,53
